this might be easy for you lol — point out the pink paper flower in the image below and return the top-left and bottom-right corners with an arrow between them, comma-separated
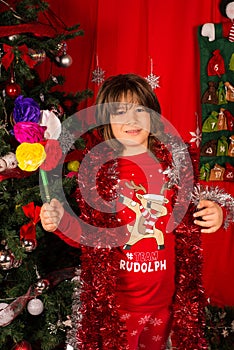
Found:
14,122 -> 46,144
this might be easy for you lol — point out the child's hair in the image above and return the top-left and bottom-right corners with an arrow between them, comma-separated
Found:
95,73 -> 166,153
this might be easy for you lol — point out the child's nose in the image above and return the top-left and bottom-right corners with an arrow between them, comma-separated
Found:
126,110 -> 138,123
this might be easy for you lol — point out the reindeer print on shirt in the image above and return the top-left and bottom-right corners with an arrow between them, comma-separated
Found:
119,181 -> 169,250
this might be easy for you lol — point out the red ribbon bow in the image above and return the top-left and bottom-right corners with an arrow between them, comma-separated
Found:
2,44 -> 37,70
20,202 -> 41,241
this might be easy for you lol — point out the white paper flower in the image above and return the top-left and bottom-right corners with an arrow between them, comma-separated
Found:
40,110 -> 61,140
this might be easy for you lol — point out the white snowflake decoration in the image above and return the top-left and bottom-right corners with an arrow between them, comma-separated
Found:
92,66 -> 105,85
189,126 -> 202,147
145,72 -> 160,89
189,113 -> 202,147
145,58 -> 160,89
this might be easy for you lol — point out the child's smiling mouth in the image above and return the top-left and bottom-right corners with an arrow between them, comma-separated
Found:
125,129 -> 142,135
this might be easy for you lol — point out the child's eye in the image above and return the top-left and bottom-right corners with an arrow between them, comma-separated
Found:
135,107 -> 146,113
115,109 -> 126,115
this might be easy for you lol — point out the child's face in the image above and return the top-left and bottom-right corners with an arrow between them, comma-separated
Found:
110,93 -> 151,155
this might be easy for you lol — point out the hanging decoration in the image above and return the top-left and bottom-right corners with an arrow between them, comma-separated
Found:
145,58 -> 160,89
0,240 -> 22,270
20,202 -> 41,253
27,298 -> 44,315
189,112 -> 202,148
91,55 -> 105,85
2,44 -> 37,71
28,48 -> 46,65
55,43 -> 73,67
5,68 -> 21,99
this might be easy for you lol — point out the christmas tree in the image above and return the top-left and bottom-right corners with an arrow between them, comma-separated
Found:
0,1 -> 92,349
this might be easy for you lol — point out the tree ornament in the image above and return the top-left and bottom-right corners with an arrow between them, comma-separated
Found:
35,279 -> 50,294
21,239 -> 37,253
55,53 -> 73,67
56,41 -> 67,57
0,249 -> 15,270
0,152 -> 18,170
8,35 -> 19,42
28,49 -> 46,65
27,298 -> 44,315
5,67 -> 21,98
67,160 -> 80,172
5,80 -> 21,99
11,340 -> 32,350
55,42 -> 72,67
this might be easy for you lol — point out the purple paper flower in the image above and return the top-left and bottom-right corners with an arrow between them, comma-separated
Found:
14,122 -> 46,143
13,95 -> 41,123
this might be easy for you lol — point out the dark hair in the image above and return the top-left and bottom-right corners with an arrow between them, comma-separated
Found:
95,73 -> 165,153
219,0 -> 234,18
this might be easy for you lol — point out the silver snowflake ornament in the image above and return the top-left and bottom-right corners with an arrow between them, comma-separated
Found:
92,66 -> 105,85
145,73 -> 160,89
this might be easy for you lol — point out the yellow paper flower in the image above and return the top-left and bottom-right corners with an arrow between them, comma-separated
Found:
16,142 -> 46,172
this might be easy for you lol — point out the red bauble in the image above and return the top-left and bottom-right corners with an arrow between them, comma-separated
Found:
5,82 -> 21,98
11,340 -> 32,350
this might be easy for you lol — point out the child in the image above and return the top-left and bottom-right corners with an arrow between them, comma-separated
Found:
40,74 -> 227,350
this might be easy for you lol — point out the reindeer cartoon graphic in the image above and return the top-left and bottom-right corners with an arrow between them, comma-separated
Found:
119,181 -> 169,250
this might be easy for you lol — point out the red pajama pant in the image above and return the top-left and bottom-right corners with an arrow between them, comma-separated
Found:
119,306 -> 172,350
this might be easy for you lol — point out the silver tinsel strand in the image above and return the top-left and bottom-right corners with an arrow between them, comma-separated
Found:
191,184 -> 234,229
163,136 -> 191,189
65,267 -> 82,350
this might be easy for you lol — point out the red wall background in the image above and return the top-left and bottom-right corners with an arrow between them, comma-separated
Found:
42,0 -> 233,306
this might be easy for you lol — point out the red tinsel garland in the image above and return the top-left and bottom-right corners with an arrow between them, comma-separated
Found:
172,212 -> 208,349
74,131 -> 208,349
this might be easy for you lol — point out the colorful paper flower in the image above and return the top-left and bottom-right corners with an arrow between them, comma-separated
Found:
40,139 -> 63,171
16,143 -> 46,172
40,110 -> 61,140
13,95 -> 41,123
14,122 -> 46,143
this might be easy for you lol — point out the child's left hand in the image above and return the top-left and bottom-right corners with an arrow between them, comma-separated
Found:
193,199 -> 223,233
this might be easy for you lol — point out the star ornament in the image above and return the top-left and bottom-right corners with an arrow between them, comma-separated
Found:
145,72 -> 160,89
91,66 -> 105,85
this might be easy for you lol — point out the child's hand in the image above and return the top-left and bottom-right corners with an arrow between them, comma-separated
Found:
40,198 -> 64,232
193,199 -> 223,233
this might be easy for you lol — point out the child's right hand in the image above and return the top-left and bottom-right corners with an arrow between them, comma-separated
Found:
40,198 -> 64,232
